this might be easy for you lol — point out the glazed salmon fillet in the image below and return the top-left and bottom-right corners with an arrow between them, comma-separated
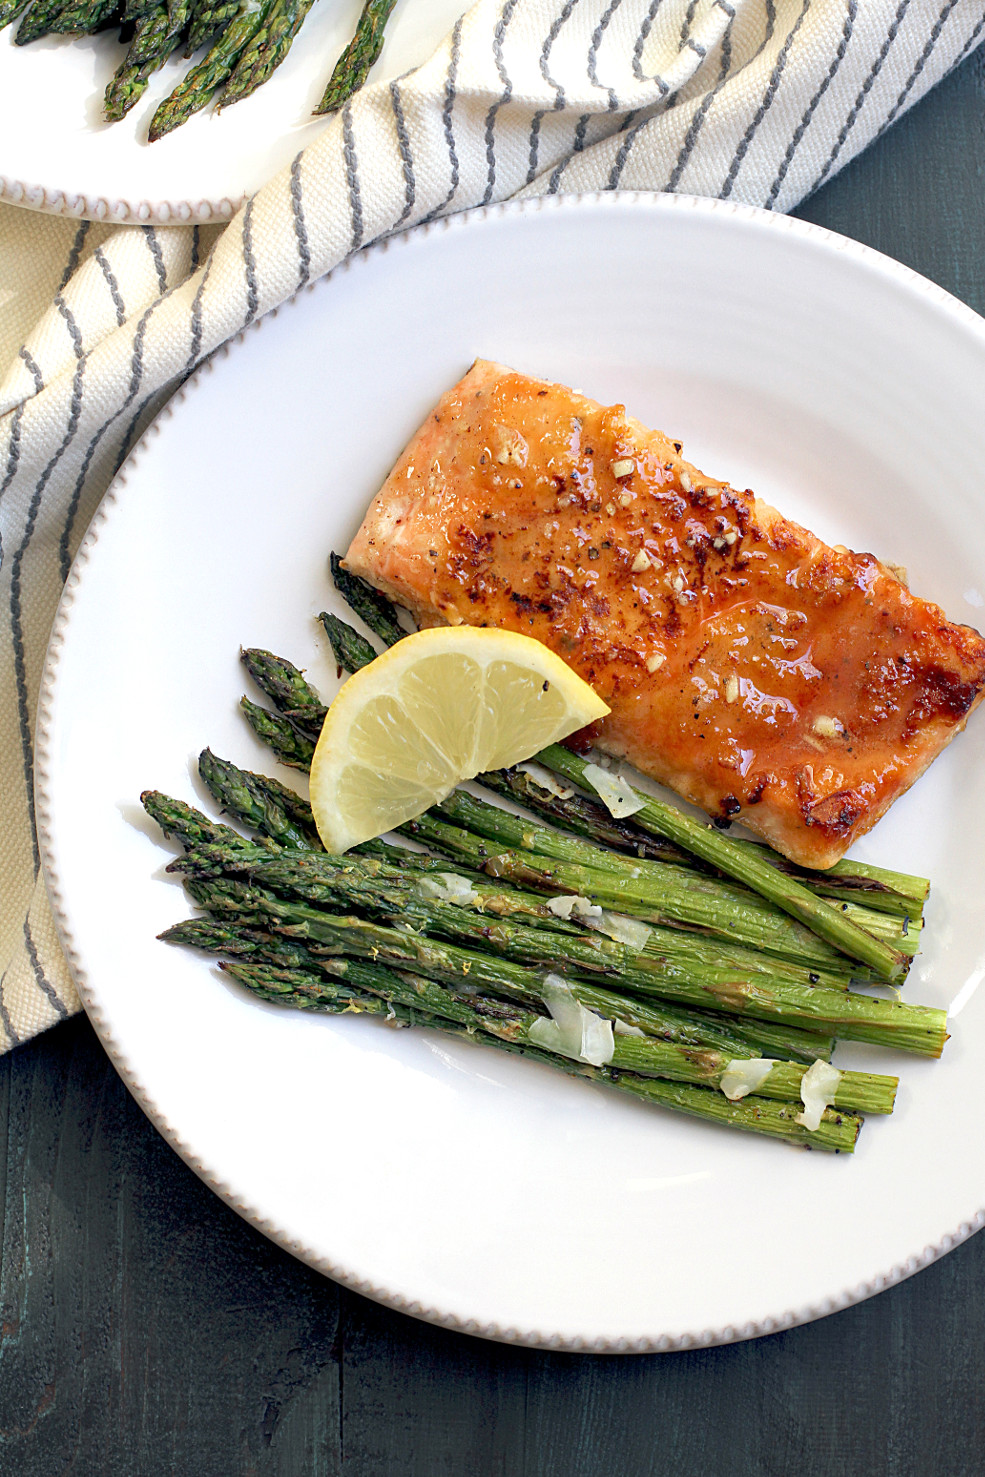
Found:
345,361 -> 985,868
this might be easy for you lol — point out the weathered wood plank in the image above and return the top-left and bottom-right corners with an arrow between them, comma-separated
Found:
795,44 -> 985,317
0,1019 -> 342,1476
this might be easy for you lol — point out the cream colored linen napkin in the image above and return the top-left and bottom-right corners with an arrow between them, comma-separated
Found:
1,0 -> 982,1051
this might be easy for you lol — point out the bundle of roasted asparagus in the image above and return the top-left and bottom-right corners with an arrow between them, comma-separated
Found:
0,0 -> 395,137
142,558 -> 946,1154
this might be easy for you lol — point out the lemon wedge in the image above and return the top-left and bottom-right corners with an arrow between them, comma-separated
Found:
309,626 -> 610,854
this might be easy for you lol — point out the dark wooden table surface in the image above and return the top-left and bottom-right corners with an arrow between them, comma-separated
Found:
3,47 -> 985,1477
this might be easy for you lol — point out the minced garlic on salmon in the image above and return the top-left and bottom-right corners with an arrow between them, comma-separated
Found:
344,360 -> 985,868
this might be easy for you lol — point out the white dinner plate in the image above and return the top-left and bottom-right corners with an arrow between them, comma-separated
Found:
36,193 -> 985,1350
0,0 -> 462,222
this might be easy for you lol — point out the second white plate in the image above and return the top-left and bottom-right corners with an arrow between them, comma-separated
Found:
37,194 -> 985,1350
0,0 -> 463,221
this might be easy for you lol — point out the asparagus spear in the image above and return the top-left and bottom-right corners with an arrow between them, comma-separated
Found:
240,698 -> 316,769
104,0 -> 190,122
163,914 -> 833,1063
433,789 -> 917,959
141,790 -> 265,852
241,649 -> 327,734
181,876 -> 948,1056
329,552 -> 406,647
218,959 -> 862,1152
146,774 -> 307,856
401,808 -> 868,976
607,1073 -> 861,1152
715,843 -> 927,916
0,0 -> 35,30
185,0 -> 239,52
535,745 -> 909,983
167,843 -> 846,1060
198,748 -> 317,850
106,59 -> 160,124
164,917 -> 321,970
314,0 -> 397,116
14,0 -> 73,42
319,613 -> 379,677
40,0 -> 119,33
480,763 -> 925,918
222,957 -> 413,1017
148,0 -> 273,140
220,0 -> 315,107
219,951 -> 893,1116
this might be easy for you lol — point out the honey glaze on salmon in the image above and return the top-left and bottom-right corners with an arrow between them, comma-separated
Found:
345,361 -> 985,868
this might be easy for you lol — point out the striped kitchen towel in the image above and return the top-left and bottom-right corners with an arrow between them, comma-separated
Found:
1,0 -> 983,1051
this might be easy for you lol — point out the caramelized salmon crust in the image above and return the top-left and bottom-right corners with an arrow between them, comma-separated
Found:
345,360 -> 985,868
